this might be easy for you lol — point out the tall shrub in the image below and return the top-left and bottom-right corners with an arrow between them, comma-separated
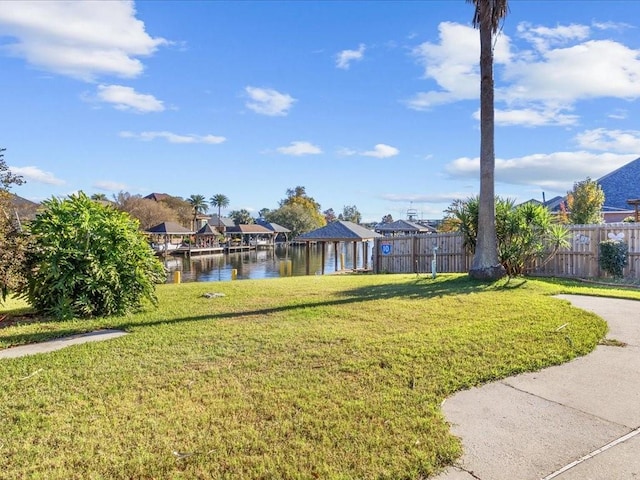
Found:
599,240 -> 628,278
23,193 -> 166,319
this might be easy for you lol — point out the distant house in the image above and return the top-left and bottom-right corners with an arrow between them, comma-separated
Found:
375,219 -> 435,237
596,156 -> 640,222
524,156 -> 640,223
207,214 -> 236,232
144,192 -> 172,202
8,193 -> 40,225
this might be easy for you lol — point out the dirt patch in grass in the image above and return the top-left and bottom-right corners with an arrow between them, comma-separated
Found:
0,312 -> 47,330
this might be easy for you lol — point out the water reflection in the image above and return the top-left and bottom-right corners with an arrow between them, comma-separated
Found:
163,243 -> 372,283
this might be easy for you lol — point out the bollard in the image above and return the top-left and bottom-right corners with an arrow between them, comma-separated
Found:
279,261 -> 285,277
340,253 -> 345,271
172,271 -> 181,284
231,269 -> 237,280
287,260 -> 292,276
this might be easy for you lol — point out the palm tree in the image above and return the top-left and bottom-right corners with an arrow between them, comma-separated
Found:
467,0 -> 508,281
90,193 -> 108,201
187,194 -> 208,230
209,193 -> 230,230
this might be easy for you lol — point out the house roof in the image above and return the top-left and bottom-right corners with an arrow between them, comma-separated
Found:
9,193 -> 40,220
375,219 -> 435,233
296,221 -> 382,242
521,195 -> 565,212
597,156 -> 640,211
256,218 -> 291,233
146,222 -> 193,234
207,214 -> 236,228
144,192 -> 172,202
226,224 -> 274,234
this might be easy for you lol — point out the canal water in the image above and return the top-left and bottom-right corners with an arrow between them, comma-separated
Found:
162,242 -> 373,283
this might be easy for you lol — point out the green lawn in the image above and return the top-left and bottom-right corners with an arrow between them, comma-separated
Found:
0,274 -> 636,479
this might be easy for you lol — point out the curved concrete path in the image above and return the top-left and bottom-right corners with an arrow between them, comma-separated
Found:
434,295 -> 640,480
0,329 -> 127,359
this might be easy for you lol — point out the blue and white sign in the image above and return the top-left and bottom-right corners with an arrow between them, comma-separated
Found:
381,244 -> 392,255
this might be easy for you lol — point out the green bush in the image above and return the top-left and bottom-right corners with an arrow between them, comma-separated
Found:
444,196 -> 570,276
599,240 -> 628,278
22,192 -> 166,319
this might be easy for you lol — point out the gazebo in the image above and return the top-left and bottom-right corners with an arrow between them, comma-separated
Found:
256,219 -> 291,243
295,221 -> 382,275
194,223 -> 222,248
225,224 -> 277,247
145,222 -> 193,255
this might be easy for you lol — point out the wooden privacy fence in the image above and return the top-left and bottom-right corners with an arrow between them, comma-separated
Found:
373,223 -> 640,279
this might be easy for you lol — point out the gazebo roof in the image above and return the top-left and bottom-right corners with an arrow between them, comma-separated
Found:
296,221 -> 382,242
146,222 -> 193,234
256,218 -> 291,233
226,224 -> 274,234
195,223 -> 220,235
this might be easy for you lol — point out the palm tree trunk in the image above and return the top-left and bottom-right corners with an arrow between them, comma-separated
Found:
469,3 -> 506,281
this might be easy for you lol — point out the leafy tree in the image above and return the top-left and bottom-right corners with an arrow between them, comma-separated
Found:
0,148 -> 24,190
0,148 -> 27,301
113,191 -> 179,230
159,195 -> 193,228
229,209 -> 254,225
443,197 -> 479,251
265,203 -> 320,238
22,192 -> 165,319
323,208 -> 337,223
339,205 -> 362,224
381,214 -> 394,223
280,186 -> 326,229
566,178 -> 605,225
90,193 -> 108,201
468,0 -> 509,281
445,196 -> 568,276
258,208 -> 271,219
210,193 -> 230,229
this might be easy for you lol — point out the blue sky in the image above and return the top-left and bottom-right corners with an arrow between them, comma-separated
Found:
2,1 -> 640,223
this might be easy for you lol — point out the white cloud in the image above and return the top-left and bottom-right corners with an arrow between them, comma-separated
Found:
336,43 -> 365,69
119,130 -> 226,144
409,21 -> 640,127
407,22 -> 510,110
276,141 -> 322,156
381,192 -> 466,204
362,144 -> 399,158
93,180 -> 128,191
575,128 -> 640,153
0,0 -> 167,81
516,22 -> 590,52
96,85 -> 164,113
490,107 -> 579,127
9,165 -> 65,185
445,151 -> 637,190
502,39 -> 640,105
245,86 -> 295,116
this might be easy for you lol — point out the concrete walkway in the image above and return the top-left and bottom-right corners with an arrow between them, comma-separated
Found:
0,329 -> 127,359
434,295 -> 640,480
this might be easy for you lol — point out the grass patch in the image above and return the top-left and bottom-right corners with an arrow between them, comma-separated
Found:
0,273 -> 633,479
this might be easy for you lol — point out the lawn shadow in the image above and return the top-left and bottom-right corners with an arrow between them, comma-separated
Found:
1,275 -> 529,350
337,274 -> 527,301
